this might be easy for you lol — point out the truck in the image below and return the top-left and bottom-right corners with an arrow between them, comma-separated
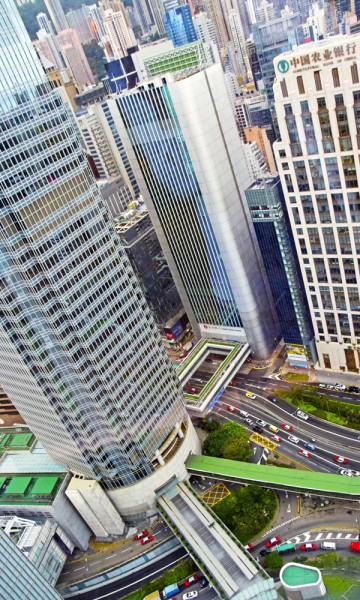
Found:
162,583 -> 180,599
144,593 -> 161,600
183,341 -> 194,352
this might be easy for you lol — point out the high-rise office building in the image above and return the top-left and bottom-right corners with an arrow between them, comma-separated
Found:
37,12 -> 54,35
66,6 -> 95,44
88,4 -> 107,42
0,529 -> 62,600
228,8 -> 250,77
163,3 -> 198,47
77,108 -> 122,179
206,0 -> 230,49
57,28 -> 95,89
274,34 -> 360,371
252,8 -> 303,103
0,0 -> 199,518
103,8 -> 136,58
44,0 -> 68,33
245,177 -> 315,363
115,65 -> 279,357
193,11 -> 217,46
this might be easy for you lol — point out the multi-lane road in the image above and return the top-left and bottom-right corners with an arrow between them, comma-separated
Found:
208,377 -> 360,474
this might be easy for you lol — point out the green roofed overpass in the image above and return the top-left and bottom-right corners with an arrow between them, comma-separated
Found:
187,455 -> 360,500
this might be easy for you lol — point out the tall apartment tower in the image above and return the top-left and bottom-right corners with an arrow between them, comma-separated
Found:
206,0 -> 230,49
0,0 -> 199,518
37,12 -> 54,35
274,34 -> 360,371
66,6 -> 95,44
44,0 -> 68,33
103,8 -> 136,58
115,65 -> 280,357
57,28 -> 95,90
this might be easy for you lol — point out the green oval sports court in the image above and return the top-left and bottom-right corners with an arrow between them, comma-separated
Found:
187,455 -> 360,499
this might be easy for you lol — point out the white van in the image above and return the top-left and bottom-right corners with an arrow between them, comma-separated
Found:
321,541 -> 337,550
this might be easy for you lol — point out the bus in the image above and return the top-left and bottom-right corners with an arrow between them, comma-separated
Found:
275,543 -> 296,555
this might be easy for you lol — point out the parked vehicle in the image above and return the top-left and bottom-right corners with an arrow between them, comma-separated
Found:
265,536 -> 281,548
321,542 -> 337,550
184,575 -> 199,587
162,584 -> 180,599
350,541 -> 360,552
300,543 -> 316,551
183,593 -> 198,600
276,543 -> 296,555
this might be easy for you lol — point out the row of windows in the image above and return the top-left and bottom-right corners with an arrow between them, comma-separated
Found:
280,63 -> 359,99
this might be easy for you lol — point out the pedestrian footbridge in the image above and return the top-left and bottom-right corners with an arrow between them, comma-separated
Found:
187,455 -> 360,500
157,481 -> 278,600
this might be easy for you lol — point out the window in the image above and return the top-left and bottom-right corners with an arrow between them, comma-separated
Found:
323,354 -> 331,368
314,70 -> 322,90
351,63 -> 359,84
297,76 -> 305,94
280,79 -> 288,97
332,68 -> 340,87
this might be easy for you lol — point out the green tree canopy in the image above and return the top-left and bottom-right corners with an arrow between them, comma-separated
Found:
223,436 -> 251,462
264,551 -> 283,570
203,421 -> 249,459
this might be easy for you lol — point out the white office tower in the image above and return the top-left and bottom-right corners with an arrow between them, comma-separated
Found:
193,11 -> 218,47
44,0 -> 68,33
242,141 -> 270,180
37,12 -> 54,35
274,34 -> 360,372
103,8 -> 136,58
116,65 -> 279,357
0,0 -> 199,522
77,108 -> 122,179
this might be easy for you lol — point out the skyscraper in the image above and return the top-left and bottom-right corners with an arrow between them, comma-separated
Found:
274,34 -> 360,371
44,0 -> 68,33
0,529 -> 62,600
103,8 -> 136,58
56,28 -> 95,90
37,12 -> 54,35
0,0 -> 199,517
163,2 -> 198,47
115,65 -> 280,357
66,6 -> 95,44
206,0 -> 230,49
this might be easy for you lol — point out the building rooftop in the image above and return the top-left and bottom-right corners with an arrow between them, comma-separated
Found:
246,176 -> 280,190
281,564 -> 320,587
0,473 -> 65,505
0,428 -> 36,455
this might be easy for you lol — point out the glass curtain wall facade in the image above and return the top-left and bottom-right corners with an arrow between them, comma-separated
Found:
245,177 -> 315,360
163,5 -> 198,48
116,84 -> 243,330
0,0 -> 186,489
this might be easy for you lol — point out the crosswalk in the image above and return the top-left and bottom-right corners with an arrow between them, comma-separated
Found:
286,530 -> 358,544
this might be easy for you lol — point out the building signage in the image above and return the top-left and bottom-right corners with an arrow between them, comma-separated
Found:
209,386 -> 225,410
278,42 -> 357,74
199,323 -> 246,340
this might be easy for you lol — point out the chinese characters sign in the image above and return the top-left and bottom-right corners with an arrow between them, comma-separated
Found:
278,42 -> 357,74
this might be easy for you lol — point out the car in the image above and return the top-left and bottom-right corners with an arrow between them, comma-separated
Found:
299,449 -> 311,458
135,529 -> 148,540
256,419 -> 267,427
259,549 -> 270,557
288,435 -> 300,444
230,381 -> 237,386
335,383 -> 346,391
281,424 -> 293,431
334,455 -> 348,464
319,383 -> 326,388
271,434 -> 282,442
327,384 -> 334,389
187,387 -> 199,394
184,575 -> 199,587
265,536 -> 281,548
246,391 -> 256,399
300,543 -> 317,551
245,418 -> 253,425
340,469 -> 360,477
269,396 -> 277,403
296,410 -> 309,420
140,535 -> 154,545
349,386 -> 360,393
200,578 -> 209,588
226,405 -> 236,413
179,352 -> 187,359
183,592 -> 198,600
304,442 -> 315,451
253,425 -> 263,434
244,543 -> 254,551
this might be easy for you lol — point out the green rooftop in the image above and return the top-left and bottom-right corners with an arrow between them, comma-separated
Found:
0,428 -> 35,455
4,476 -> 32,495
0,473 -> 65,505
187,455 -> 360,497
281,564 -> 320,587
31,476 -> 59,496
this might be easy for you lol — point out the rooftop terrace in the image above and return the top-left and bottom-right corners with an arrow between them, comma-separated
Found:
0,428 -> 36,455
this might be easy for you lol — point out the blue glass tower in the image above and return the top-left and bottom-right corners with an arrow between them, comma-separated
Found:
163,4 -> 197,48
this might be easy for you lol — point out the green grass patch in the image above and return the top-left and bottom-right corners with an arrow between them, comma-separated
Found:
283,372 -> 309,382
122,558 -> 196,600
275,386 -> 360,431
323,574 -> 360,599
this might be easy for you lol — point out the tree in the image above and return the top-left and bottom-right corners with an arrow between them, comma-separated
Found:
322,551 -> 340,570
223,437 -> 251,462
264,551 -> 283,570
203,421 -> 249,458
202,416 -> 221,431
